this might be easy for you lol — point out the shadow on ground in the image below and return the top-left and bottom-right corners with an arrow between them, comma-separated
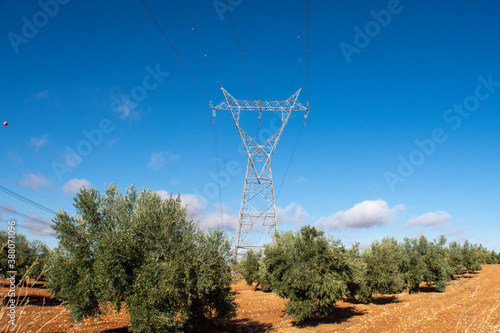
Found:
345,295 -> 401,305
292,306 -> 365,328
103,319 -> 274,333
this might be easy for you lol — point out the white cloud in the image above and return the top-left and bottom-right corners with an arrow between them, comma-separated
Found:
110,90 -> 140,120
20,173 -> 51,191
148,151 -> 179,171
32,90 -> 49,100
30,134 -> 49,151
175,192 -> 238,230
405,211 -> 451,229
293,176 -> 308,185
62,178 -> 92,196
316,199 -> 404,230
23,214 -> 55,236
7,152 -> 22,165
447,227 -> 468,236
277,202 -> 308,226
155,190 -> 170,200
107,138 -> 119,147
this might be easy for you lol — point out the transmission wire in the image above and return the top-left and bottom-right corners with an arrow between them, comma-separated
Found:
0,218 -> 55,236
0,205 -> 55,228
140,0 -> 211,104
140,0 -> 225,226
222,0 -> 259,100
276,0 -> 310,200
0,186 -> 55,214
0,175 -> 66,209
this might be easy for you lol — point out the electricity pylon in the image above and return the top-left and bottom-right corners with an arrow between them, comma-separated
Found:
212,88 -> 308,256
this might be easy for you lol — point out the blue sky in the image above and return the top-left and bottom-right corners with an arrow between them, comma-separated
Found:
1,0 -> 499,251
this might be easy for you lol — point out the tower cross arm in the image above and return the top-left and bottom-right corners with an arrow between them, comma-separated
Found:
214,87 -> 307,112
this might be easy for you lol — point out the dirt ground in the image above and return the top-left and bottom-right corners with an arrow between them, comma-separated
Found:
1,265 -> 499,332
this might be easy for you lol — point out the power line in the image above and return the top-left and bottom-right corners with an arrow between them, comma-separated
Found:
0,205 -> 55,228
0,186 -> 56,214
139,0 -> 225,227
0,175 -> 65,209
0,218 -> 55,236
276,123 -> 304,200
305,0 -> 310,103
222,0 -> 259,100
213,123 -> 224,227
140,0 -> 211,104
276,0 -> 310,200
178,0 -> 222,88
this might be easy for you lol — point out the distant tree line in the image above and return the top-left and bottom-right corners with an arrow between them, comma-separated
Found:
0,230 -> 51,284
239,226 -> 500,322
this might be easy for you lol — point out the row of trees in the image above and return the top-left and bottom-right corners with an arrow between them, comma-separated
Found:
2,185 -> 499,330
0,231 -> 50,283
239,226 -> 499,322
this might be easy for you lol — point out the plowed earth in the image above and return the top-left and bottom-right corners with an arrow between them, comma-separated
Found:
1,265 -> 499,332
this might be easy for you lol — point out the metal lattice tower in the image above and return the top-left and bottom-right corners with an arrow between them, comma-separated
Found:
213,88 -> 309,255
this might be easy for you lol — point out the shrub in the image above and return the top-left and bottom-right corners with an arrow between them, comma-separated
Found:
461,241 -> 482,273
401,237 -> 427,293
47,184 -> 236,332
257,258 -> 272,292
345,243 -> 371,303
421,236 -> 451,290
362,237 -> 405,296
0,231 -> 51,283
447,241 -> 464,275
263,226 -> 350,322
239,248 -> 262,287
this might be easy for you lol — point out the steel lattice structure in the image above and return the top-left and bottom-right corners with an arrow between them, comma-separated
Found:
213,88 -> 308,255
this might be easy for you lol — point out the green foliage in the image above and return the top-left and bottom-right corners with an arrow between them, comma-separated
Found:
362,237 -> 405,296
345,243 -> 370,303
462,241 -> 483,273
256,259 -> 272,292
0,231 -> 51,283
47,183 -> 236,332
401,237 -> 427,293
421,236 -> 451,290
262,226 -> 350,322
239,248 -> 262,286
447,241 -> 464,274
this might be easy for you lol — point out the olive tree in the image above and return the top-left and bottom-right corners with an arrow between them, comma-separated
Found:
262,226 -> 351,322
47,184 -> 236,332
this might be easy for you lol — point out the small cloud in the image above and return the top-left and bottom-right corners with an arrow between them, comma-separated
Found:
110,90 -> 140,120
293,176 -> 308,185
316,199 -> 404,230
213,202 -> 232,213
170,178 -> 179,186
197,211 -> 238,230
7,152 -> 22,165
405,211 -> 451,229
30,134 -> 49,151
107,138 -> 119,147
148,152 -> 179,171
23,214 -> 55,236
180,193 -> 237,230
20,173 -> 51,191
155,190 -> 170,200
447,227 -> 468,237
32,90 -> 49,100
62,178 -> 91,196
277,202 -> 308,225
